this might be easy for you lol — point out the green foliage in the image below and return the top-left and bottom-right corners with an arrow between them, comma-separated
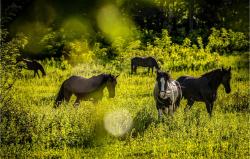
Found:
0,30 -> 28,106
0,54 -> 249,158
39,30 -> 66,57
207,28 -> 249,54
117,30 -> 219,71
1,24 -> 249,158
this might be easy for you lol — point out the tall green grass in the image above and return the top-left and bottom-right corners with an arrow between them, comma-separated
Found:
0,54 -> 249,158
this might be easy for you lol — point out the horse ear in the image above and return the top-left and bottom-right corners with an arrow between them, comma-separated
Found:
222,66 -> 225,71
115,75 -> 120,78
228,66 -> 231,72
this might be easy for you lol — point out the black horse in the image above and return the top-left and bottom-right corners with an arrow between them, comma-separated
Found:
154,70 -> 182,120
131,57 -> 160,74
19,58 -> 46,78
177,67 -> 232,116
55,74 -> 119,107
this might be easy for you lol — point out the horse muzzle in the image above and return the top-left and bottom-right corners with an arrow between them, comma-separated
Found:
160,91 -> 171,99
159,91 -> 165,98
225,88 -> 231,94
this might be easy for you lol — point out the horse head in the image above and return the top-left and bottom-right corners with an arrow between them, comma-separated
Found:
156,70 -> 171,99
221,67 -> 232,94
106,74 -> 119,98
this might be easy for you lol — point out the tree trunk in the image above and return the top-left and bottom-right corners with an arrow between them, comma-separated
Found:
188,0 -> 194,33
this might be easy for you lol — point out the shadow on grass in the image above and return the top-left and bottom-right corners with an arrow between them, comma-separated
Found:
130,107 -> 156,137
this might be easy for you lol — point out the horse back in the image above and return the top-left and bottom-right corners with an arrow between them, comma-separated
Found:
64,75 -> 104,94
131,56 -> 158,67
177,75 -> 209,101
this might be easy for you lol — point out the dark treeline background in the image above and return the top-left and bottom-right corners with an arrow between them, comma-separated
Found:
1,0 -> 249,59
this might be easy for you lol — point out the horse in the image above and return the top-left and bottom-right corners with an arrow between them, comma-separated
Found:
54,74 -> 119,107
153,70 -> 182,120
176,67 -> 232,116
131,56 -> 160,74
18,58 -> 46,78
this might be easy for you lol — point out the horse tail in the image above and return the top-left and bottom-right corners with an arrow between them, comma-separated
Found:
131,58 -> 134,74
54,82 -> 65,108
37,62 -> 46,76
176,81 -> 182,99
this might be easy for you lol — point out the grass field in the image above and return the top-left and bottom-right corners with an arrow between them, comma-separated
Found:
0,54 -> 249,158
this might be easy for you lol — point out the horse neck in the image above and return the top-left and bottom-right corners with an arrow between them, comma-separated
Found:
89,74 -> 108,91
33,62 -> 45,75
203,72 -> 223,91
38,64 -> 46,75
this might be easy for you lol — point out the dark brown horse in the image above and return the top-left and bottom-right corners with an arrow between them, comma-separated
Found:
131,57 -> 160,74
154,70 -> 182,120
19,59 -> 46,78
54,74 -> 119,107
177,67 -> 232,116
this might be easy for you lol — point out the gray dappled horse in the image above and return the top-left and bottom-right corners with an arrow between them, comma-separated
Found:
131,57 -> 160,74
154,71 -> 182,120
177,67 -> 232,116
19,58 -> 46,78
54,74 -> 119,107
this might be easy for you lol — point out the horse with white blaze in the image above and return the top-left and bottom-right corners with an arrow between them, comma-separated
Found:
154,70 -> 182,120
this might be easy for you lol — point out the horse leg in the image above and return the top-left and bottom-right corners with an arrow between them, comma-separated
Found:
158,108 -> 163,121
185,99 -> 194,112
37,71 -> 40,78
169,104 -> 174,116
131,64 -> 134,75
64,91 -> 72,104
205,101 -> 213,117
74,97 -> 81,107
34,70 -> 36,77
175,96 -> 181,109
211,102 -> 214,113
34,69 -> 40,78
147,67 -> 150,75
163,107 -> 169,116
152,67 -> 154,74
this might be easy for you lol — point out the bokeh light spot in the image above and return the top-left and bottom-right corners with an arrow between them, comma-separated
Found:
104,109 -> 133,137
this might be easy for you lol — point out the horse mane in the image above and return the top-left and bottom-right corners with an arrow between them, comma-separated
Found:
201,69 -> 223,89
88,73 -> 111,88
89,73 -> 110,80
166,73 -> 171,81
201,69 -> 222,78
157,71 -> 171,81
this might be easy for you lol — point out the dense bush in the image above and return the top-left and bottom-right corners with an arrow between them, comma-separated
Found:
16,27 -> 248,71
0,103 -> 34,145
207,28 -> 249,54
0,102 -> 97,148
112,30 -> 220,71
0,30 -> 28,106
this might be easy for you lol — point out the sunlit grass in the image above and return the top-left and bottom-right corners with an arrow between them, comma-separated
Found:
0,54 -> 249,158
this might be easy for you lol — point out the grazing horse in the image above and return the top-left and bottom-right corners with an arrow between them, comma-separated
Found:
19,58 -> 46,78
54,74 -> 119,107
154,70 -> 182,120
131,57 -> 159,74
176,67 -> 232,116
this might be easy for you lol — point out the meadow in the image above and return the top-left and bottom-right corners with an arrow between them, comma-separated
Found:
0,52 -> 249,158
